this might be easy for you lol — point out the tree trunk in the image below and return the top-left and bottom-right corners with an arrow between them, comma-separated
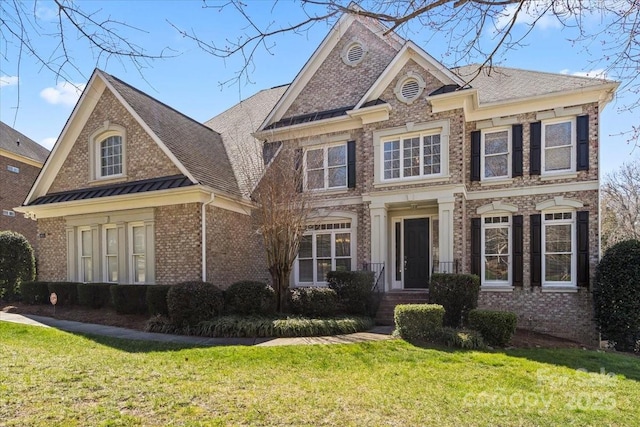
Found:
269,263 -> 291,313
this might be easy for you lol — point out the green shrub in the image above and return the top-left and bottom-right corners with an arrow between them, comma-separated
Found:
429,273 -> 480,327
0,231 -> 35,301
224,280 -> 276,315
110,284 -> 149,314
594,239 -> 640,352
394,304 -> 445,341
468,309 -> 517,347
289,287 -> 338,317
438,327 -> 486,350
47,282 -> 80,306
19,281 -> 49,305
77,283 -> 112,309
167,281 -> 224,326
326,270 -> 375,315
147,285 -> 171,316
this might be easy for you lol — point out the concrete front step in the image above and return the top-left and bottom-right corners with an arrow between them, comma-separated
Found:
375,291 -> 431,326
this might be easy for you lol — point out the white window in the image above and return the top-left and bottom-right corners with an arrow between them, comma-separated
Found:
90,123 -> 126,181
482,128 -> 510,179
7,165 -> 20,173
383,133 -> 441,180
482,216 -> 511,286
103,226 -> 118,283
99,135 -> 123,177
79,228 -> 93,282
305,144 -> 347,190
543,118 -> 575,174
542,211 -> 575,286
2,209 -> 16,217
129,224 -> 147,284
297,222 -> 352,284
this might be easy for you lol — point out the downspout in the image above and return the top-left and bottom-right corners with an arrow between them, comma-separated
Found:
202,194 -> 216,282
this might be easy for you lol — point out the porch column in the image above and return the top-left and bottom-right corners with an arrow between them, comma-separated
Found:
438,196 -> 455,271
369,204 -> 388,266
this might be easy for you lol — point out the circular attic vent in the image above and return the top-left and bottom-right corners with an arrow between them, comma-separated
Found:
401,79 -> 420,100
394,72 -> 427,104
342,41 -> 367,66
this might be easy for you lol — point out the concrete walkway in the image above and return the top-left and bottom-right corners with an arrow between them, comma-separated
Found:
0,311 -> 394,347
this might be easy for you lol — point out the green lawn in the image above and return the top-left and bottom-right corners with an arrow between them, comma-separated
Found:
1,322 -> 639,426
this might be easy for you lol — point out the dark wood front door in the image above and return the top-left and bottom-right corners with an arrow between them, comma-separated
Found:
404,218 -> 430,288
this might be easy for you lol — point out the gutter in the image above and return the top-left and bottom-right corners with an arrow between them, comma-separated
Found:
202,193 -> 216,282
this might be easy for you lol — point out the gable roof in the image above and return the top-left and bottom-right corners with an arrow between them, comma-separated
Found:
100,71 -> 240,197
454,64 -> 617,105
0,121 -> 49,164
204,84 -> 288,196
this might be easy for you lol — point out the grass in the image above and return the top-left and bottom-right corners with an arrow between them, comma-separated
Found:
1,322 -> 639,426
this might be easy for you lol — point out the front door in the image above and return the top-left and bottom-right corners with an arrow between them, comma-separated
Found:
404,218 -> 430,288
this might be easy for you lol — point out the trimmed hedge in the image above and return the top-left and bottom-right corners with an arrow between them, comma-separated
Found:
429,273 -> 480,327
468,309 -> 517,347
167,281 -> 224,326
394,304 -> 444,341
289,287 -> 338,317
147,285 -> 171,316
19,281 -> 50,305
47,282 -> 80,306
77,283 -> 112,309
110,284 -> 148,314
224,281 -> 276,315
326,270 -> 375,315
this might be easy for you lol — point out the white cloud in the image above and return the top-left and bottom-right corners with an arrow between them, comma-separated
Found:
40,82 -> 86,106
495,3 -> 563,31
560,68 -> 608,79
0,75 -> 19,87
41,137 -> 57,150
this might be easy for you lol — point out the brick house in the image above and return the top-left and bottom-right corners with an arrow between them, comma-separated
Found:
1,122 -> 49,248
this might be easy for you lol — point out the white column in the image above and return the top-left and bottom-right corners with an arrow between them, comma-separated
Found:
370,205 -> 388,289
438,197 -> 455,272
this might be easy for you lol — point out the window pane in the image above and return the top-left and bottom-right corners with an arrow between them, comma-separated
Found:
81,230 -> 92,256
545,254 -> 572,281
316,234 -> 331,257
317,259 -> 331,282
134,255 -> 145,283
335,258 -> 351,272
299,235 -> 312,258
299,259 -> 313,282
403,137 -> 420,177
545,122 -> 572,148
133,226 -> 145,254
327,145 -> 346,167
83,258 -> 92,282
485,255 -> 509,281
484,131 -> 508,154
485,154 -> 508,178
306,149 -> 323,169
485,227 -> 509,255
545,224 -> 572,252
107,257 -> 118,282
328,166 -> 346,187
100,136 -> 122,177
335,233 -> 351,257
545,146 -> 571,171
384,141 -> 400,179
307,170 -> 324,189
106,228 -> 117,255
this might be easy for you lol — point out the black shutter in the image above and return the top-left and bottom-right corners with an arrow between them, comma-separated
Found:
471,218 -> 481,276
347,140 -> 356,188
577,211 -> 589,287
577,115 -> 589,171
512,124 -> 523,177
530,122 -> 541,176
530,214 -> 542,286
294,148 -> 303,193
471,131 -> 481,182
512,215 -> 523,287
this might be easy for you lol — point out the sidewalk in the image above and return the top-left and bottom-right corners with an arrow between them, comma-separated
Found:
0,311 -> 394,347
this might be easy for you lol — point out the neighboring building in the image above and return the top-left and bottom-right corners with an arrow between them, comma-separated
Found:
17,11 -> 618,343
0,121 -> 49,247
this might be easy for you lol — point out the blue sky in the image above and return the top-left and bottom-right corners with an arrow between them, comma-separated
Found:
0,1 -> 636,175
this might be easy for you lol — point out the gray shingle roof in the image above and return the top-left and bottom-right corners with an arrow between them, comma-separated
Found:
0,121 -> 49,163
100,71 -> 241,198
204,84 -> 288,197
453,64 -> 614,104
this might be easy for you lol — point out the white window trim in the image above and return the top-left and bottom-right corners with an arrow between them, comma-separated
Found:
481,214 -> 512,288
541,117 -> 576,176
89,122 -> 127,183
128,222 -> 147,284
394,71 -> 426,104
341,40 -> 367,66
303,143 -> 348,191
481,127 -> 511,181
102,225 -> 118,283
542,210 -> 577,288
78,226 -> 93,283
381,130 -> 444,181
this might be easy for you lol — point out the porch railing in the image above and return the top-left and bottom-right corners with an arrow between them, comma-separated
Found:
432,260 -> 460,274
361,262 -> 385,293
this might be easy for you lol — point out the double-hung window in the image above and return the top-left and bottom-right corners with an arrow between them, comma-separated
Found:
543,212 -> 575,286
383,132 -> 441,180
79,228 -> 93,282
482,216 -> 511,285
305,144 -> 347,190
103,226 -> 118,283
297,222 -> 352,284
542,119 -> 575,174
130,224 -> 147,284
482,129 -> 510,179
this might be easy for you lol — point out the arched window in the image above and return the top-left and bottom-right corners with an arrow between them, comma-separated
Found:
90,122 -> 126,181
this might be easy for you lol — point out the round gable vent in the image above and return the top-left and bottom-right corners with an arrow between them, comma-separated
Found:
394,72 -> 427,104
401,79 -> 420,100
341,41 -> 367,66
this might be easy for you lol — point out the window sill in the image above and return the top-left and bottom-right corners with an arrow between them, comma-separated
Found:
540,172 -> 578,181
541,286 -> 578,293
374,175 -> 450,189
89,175 -> 128,186
480,178 -> 513,187
306,187 -> 349,196
481,285 -> 514,292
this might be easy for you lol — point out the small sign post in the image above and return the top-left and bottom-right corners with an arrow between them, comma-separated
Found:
50,292 -> 57,316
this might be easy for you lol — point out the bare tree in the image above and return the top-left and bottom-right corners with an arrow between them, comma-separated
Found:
601,159 -> 640,251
